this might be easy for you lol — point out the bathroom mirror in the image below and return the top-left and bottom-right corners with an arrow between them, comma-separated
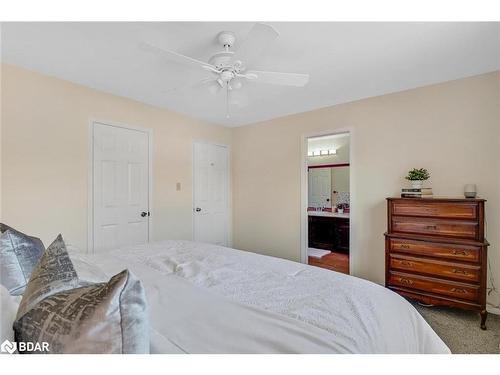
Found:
308,165 -> 350,208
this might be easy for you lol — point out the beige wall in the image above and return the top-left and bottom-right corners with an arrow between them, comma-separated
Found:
1,64 -> 232,250
232,72 -> 500,308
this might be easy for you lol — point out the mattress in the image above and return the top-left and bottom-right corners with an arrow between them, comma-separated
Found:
69,240 -> 450,354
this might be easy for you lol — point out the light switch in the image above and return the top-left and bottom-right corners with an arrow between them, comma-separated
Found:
176,182 -> 181,191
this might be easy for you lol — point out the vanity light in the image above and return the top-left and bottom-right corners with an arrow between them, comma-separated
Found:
307,149 -> 337,157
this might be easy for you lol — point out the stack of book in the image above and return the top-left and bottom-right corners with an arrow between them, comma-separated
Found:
401,188 -> 433,198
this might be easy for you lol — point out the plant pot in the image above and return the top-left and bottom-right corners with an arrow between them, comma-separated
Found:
410,180 -> 423,189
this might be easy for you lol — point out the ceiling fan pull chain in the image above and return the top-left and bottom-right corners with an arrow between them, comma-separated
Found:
226,84 -> 230,118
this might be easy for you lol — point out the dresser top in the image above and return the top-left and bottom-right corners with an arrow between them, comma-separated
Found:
387,197 -> 486,202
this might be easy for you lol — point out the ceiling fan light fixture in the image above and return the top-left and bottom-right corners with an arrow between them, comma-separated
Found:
220,70 -> 234,82
207,81 -> 221,95
230,78 -> 243,90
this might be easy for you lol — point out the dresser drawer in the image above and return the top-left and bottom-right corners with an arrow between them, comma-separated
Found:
391,201 -> 478,220
392,216 -> 478,240
389,254 -> 480,282
388,272 -> 480,302
388,238 -> 481,262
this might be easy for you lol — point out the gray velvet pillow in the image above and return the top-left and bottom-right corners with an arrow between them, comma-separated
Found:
0,224 -> 45,295
14,234 -> 149,354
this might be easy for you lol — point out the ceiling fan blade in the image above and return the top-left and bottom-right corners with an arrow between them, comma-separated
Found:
140,42 -> 215,71
245,70 -> 309,87
229,23 -> 279,68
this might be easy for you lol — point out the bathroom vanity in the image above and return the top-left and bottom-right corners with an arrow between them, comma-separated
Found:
308,211 -> 350,252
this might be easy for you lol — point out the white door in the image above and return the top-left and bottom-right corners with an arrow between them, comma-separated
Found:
93,123 -> 150,251
193,142 -> 229,246
308,168 -> 332,208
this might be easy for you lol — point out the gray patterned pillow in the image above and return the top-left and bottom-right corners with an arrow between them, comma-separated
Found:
0,224 -> 45,295
14,234 -> 149,354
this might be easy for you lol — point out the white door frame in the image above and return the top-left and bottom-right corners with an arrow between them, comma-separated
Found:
87,119 -> 153,253
300,127 -> 355,275
192,140 -> 232,247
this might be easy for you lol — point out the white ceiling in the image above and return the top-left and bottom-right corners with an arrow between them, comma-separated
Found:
1,22 -> 499,127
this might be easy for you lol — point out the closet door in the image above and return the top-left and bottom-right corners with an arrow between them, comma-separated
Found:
193,141 -> 229,246
93,122 -> 150,251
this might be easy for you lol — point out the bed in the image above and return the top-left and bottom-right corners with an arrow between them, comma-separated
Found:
69,240 -> 450,354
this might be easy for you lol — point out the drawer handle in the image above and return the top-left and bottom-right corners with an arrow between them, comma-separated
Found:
450,287 -> 467,294
425,225 -> 437,230
400,261 -> 413,267
399,278 -> 413,285
452,269 -> 469,275
399,244 -> 410,249
452,250 -> 469,256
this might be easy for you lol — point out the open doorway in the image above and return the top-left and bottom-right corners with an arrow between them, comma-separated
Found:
303,132 -> 351,274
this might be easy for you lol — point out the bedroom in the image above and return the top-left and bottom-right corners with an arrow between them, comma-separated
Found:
1,1 -> 500,370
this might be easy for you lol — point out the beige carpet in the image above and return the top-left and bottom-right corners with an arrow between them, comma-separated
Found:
413,303 -> 500,354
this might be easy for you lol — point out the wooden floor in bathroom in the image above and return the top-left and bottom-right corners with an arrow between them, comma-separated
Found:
308,251 -> 349,274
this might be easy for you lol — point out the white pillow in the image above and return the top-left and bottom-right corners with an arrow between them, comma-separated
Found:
0,284 -> 21,345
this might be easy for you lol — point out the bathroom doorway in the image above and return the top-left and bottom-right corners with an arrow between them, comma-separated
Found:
301,131 -> 352,274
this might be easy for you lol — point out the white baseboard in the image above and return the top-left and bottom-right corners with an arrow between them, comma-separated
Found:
486,306 -> 500,315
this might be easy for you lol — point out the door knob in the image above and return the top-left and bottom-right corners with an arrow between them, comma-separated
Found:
141,211 -> 148,217
195,207 -> 202,212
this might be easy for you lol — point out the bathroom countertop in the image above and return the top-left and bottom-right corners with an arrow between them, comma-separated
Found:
308,210 -> 350,219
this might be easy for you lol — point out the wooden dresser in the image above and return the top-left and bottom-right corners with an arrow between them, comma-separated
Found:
384,197 -> 489,329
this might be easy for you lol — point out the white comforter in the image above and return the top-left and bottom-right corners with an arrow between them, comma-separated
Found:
70,240 -> 450,354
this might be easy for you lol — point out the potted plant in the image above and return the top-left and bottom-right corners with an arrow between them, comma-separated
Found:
405,168 -> 430,189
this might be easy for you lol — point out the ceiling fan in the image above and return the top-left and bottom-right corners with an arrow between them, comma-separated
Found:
140,23 -> 309,118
